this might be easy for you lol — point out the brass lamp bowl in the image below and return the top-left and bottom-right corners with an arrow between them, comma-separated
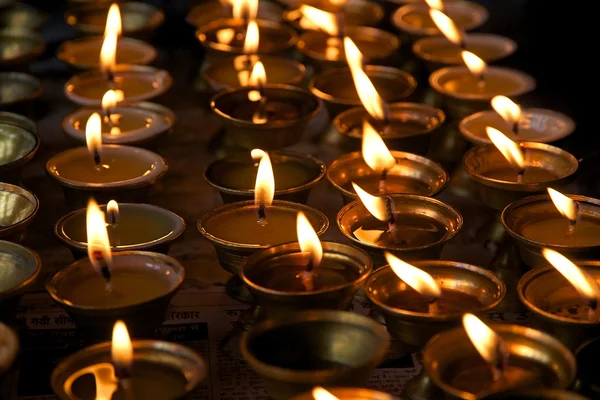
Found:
0,28 -> 45,68
210,84 -> 321,150
284,0 -> 384,31
0,183 -> 39,242
332,102 -> 445,154
502,194 -> 600,268
291,388 -> 399,400
337,194 -> 462,267
365,260 -> 505,353
204,151 -> 326,204
0,72 -> 43,115
518,261 -> 600,351
0,3 -> 49,31
327,150 -> 448,204
186,0 -> 283,29
309,66 -> 417,118
241,241 -> 372,317
241,310 -> 390,400
423,324 -> 576,400
0,112 -> 39,184
463,142 -> 579,211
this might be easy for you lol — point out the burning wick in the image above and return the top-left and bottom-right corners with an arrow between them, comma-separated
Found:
251,149 -> 274,226
248,61 -> 268,124
111,321 -> 135,400
106,199 -> 120,247
491,96 -> 522,135
485,126 -> 526,183
86,112 -> 104,170
297,211 -> 323,292
361,119 -> 396,195
385,196 -> 397,234
461,50 -> 486,89
87,198 -> 113,290
462,313 -> 509,383
429,8 -> 466,49
547,187 -> 580,235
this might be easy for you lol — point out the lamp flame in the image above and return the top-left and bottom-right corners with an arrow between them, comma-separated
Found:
385,252 -> 441,298
462,313 -> 502,365
425,0 -> 444,10
248,60 -> 266,101
232,0 -> 258,20
429,9 -> 464,46
352,182 -> 388,221
542,248 -> 600,307
297,211 -> 323,269
251,149 -> 274,209
107,200 -> 119,226
547,188 -> 578,222
100,32 -> 117,78
362,120 -> 396,174
486,127 -> 525,170
111,320 -> 133,378
101,90 -> 123,113
86,198 -> 112,277
86,112 -> 103,167
344,37 -> 389,121
461,50 -> 486,80
104,3 -> 122,38
491,96 -> 522,127
299,5 -> 339,36
312,387 -> 340,400
243,20 -> 259,54
216,28 -> 236,45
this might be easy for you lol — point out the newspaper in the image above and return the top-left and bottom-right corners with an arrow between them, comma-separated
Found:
1,282 -> 531,400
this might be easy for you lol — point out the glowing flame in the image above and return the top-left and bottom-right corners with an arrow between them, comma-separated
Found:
232,0 -> 258,20
299,5 -> 339,36
312,387 -> 340,400
243,20 -> 259,54
252,149 -> 274,208
385,252 -> 441,298
344,37 -> 388,121
216,28 -> 235,44
297,211 -> 323,268
425,0 -> 444,10
461,50 -> 486,80
100,33 -> 117,77
462,313 -> 501,365
547,188 -> 578,222
362,120 -> 396,174
86,198 -> 112,272
352,182 -> 388,221
486,127 -> 525,170
86,112 -> 103,165
248,60 -> 266,101
491,96 -> 522,126
542,248 -> 600,304
104,3 -> 122,38
101,90 -> 123,113
111,321 -> 133,377
429,9 -> 463,46
107,200 -> 119,225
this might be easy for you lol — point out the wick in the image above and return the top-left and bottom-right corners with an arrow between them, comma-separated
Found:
427,298 -> 439,314
252,95 -> 268,123
92,249 -> 112,285
477,73 -> 486,90
305,257 -> 314,273
117,376 -> 135,400
516,169 -> 525,183
105,69 -> 115,89
300,270 -> 315,291
385,196 -> 397,233
257,202 -> 267,226
567,201 -> 580,235
513,120 -> 520,135
379,169 -> 388,195
459,40 -> 466,50
587,298 -> 598,322
93,148 -> 102,169
491,336 -> 509,383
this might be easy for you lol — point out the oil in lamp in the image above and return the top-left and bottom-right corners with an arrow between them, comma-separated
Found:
291,386 -> 399,400
187,0 -> 283,30
284,0 -> 384,31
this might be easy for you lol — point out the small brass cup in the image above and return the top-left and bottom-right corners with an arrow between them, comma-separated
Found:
518,262 -> 600,350
241,241 -> 372,317
285,0 -> 384,31
291,387 -> 399,400
423,324 -> 576,399
327,150 -> 448,204
365,261 -> 505,353
0,28 -> 45,69
502,194 -> 600,268
0,72 -> 43,116
309,66 -> 417,118
187,1 -> 283,29
337,194 -> 462,267
0,183 -> 39,242
332,102 -> 445,154
0,3 -> 49,31
297,26 -> 400,71
210,84 -> 321,150
204,151 -> 326,204
429,67 -> 536,120
0,112 -> 39,184
241,310 -> 390,400
47,251 -> 185,340
463,142 -> 579,211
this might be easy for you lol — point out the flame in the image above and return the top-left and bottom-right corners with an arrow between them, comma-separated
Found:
101,90 -> 123,113
104,3 -> 122,38
86,198 -> 112,272
542,248 -> 600,304
86,112 -> 103,164
243,20 -> 259,54
231,0 -> 258,20
312,387 -> 340,400
297,211 -> 323,268
299,5 -> 339,36
352,182 -> 388,221
248,60 -> 266,101
362,120 -> 396,173
217,28 -> 236,45
251,149 -> 274,208
425,0 -> 444,10
429,9 -> 463,46
111,321 -> 133,376
491,96 -> 522,126
485,127 -> 525,170
546,188 -> 578,222
461,50 -> 487,80
344,37 -> 388,121
462,313 -> 501,365
107,200 -> 119,225
385,252 -> 441,298
100,32 -> 117,77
